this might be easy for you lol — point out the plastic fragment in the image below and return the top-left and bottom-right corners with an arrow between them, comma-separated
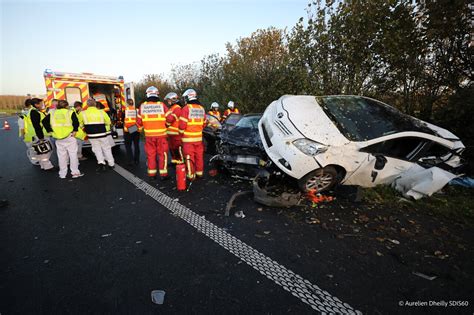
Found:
151,290 -> 166,304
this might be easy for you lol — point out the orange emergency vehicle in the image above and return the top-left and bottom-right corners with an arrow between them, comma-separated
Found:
43,69 -> 135,147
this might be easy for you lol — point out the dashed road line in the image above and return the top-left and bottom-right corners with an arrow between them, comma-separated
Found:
114,164 -> 361,314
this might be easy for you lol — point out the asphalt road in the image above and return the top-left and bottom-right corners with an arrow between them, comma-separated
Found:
1,116 -> 473,314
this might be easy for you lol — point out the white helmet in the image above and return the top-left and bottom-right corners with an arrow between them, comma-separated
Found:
210,102 -> 219,109
146,86 -> 159,98
227,101 -> 234,109
164,92 -> 178,103
182,89 -> 198,102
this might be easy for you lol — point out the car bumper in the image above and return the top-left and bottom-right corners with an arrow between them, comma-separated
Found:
258,113 -> 320,179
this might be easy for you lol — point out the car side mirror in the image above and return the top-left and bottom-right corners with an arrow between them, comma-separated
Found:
374,154 -> 387,170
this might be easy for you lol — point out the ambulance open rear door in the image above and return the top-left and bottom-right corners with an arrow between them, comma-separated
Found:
124,82 -> 135,103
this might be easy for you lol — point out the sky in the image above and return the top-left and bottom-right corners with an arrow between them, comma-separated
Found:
0,0 -> 309,95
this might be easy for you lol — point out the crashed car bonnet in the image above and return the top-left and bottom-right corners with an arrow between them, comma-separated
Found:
210,114 -> 269,179
258,95 -> 465,193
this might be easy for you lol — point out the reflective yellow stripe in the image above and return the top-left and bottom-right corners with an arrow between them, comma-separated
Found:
196,171 -> 203,176
179,117 -> 188,122
148,169 -> 157,174
146,128 -> 167,132
161,152 -> 168,173
167,131 -> 180,135
182,137 -> 202,142
184,131 -> 202,136
142,118 -> 166,121
188,122 -> 203,126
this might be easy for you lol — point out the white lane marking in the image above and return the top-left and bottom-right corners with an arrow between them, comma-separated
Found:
114,164 -> 361,314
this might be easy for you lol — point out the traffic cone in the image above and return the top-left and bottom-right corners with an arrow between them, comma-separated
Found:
3,120 -> 10,130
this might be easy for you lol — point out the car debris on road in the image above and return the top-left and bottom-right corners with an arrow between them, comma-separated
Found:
151,290 -> 166,305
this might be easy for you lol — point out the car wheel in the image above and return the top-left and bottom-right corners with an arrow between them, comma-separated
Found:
298,166 -> 339,192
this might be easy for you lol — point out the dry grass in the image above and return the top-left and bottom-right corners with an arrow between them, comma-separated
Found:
0,95 -> 28,110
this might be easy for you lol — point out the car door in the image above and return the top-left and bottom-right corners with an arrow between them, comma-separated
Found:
344,134 -> 455,187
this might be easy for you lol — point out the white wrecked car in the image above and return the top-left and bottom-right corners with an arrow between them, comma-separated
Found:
258,95 -> 465,192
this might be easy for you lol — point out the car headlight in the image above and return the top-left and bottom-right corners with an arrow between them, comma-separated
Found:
293,139 -> 328,156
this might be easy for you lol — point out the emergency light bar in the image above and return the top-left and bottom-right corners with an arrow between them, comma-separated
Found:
43,69 -> 124,82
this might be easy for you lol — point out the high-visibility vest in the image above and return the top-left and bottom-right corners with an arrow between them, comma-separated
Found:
81,107 -> 109,138
180,103 -> 205,143
139,101 -> 167,137
24,107 -> 48,142
93,93 -> 110,112
103,109 -> 111,135
124,105 -> 138,132
74,109 -> 87,140
208,110 -> 221,120
166,104 -> 181,136
223,108 -> 240,119
51,108 -> 74,139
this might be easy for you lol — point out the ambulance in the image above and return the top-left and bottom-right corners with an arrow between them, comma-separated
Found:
43,69 -> 135,147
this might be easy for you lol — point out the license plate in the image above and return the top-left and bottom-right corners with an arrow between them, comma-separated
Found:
236,156 -> 259,165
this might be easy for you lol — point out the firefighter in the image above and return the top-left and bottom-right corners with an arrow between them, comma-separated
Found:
24,98 -> 54,170
123,98 -> 140,165
137,86 -> 169,180
164,92 -> 184,164
179,89 -> 206,180
222,101 -> 240,121
43,100 -> 83,179
73,101 -> 87,161
80,98 -> 115,170
208,102 -> 221,120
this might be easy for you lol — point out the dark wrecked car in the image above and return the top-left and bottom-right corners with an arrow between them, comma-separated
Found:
209,113 -> 273,178
203,113 -> 244,155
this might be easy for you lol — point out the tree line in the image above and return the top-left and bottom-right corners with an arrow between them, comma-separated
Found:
135,0 -> 472,151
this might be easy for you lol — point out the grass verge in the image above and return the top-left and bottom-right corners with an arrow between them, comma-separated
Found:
363,185 -> 474,226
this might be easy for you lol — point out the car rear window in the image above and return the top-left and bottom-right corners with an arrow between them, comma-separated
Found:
316,96 -> 434,141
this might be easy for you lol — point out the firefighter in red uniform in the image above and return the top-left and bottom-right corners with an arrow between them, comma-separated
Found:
164,92 -> 184,164
208,102 -> 221,120
137,86 -> 169,180
221,100 -> 240,121
178,89 -> 206,180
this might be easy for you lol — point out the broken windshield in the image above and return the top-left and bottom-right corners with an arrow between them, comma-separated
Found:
316,96 -> 434,141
